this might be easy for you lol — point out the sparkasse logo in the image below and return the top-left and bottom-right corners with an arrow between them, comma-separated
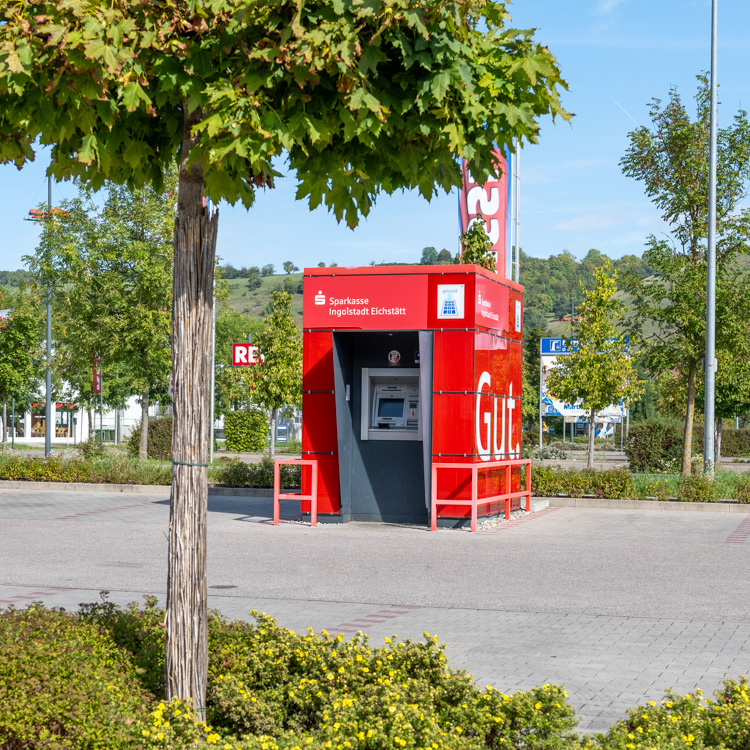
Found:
314,290 -> 326,305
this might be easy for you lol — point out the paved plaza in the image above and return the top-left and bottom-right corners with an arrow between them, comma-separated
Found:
2,485 -> 750,733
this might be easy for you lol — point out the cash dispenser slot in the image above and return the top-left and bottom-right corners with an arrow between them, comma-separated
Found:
360,368 -> 421,442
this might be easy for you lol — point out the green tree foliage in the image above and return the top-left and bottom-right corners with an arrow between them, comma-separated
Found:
0,290 -> 41,449
251,290 -> 302,458
456,216 -> 495,271
0,0 -> 568,712
214,307 -> 262,419
419,247 -> 439,265
521,327 -> 544,429
519,249 -> 653,331
621,74 -> 750,475
26,178 -> 175,459
282,261 -> 299,275
437,249 -> 454,264
260,265 -> 276,277
546,263 -> 643,468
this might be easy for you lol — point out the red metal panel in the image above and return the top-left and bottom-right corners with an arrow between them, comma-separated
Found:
508,288 -> 523,341
426,274 -> 475,330
302,392 -> 338,454
303,331 -> 335,393
491,335 -> 509,397
433,331 -> 474,393
301,453 -> 341,515
303,273 -> 429,330
475,273 -> 510,334
431,392 -> 474,458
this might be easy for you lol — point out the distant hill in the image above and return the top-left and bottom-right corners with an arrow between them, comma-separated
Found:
2,250 -> 655,333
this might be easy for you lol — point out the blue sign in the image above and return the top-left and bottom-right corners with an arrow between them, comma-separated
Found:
541,338 -> 571,355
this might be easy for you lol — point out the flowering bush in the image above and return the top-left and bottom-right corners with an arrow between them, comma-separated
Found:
582,680 -> 750,750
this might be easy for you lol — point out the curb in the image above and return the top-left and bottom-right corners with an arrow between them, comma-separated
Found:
545,496 -> 750,513
0,480 -> 274,498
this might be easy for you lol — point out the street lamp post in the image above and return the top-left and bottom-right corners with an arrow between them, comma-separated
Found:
45,176 -> 52,459
704,0 -> 718,475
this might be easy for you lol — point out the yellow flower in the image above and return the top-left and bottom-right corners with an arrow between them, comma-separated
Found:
156,732 -> 164,741
535,702 -> 542,709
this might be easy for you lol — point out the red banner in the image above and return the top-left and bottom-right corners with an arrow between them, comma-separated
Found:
92,358 -> 102,394
459,147 -> 509,278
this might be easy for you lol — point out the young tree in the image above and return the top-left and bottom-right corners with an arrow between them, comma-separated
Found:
0,0 -> 568,711
621,75 -> 750,474
251,290 -> 302,458
214,306 -> 262,418
457,216 -> 495,271
546,263 -> 643,468
27,179 -> 174,459
282,261 -> 299,275
0,291 -> 40,450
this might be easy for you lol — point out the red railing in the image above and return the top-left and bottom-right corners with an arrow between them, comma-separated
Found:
273,458 -> 319,526
430,458 -> 531,533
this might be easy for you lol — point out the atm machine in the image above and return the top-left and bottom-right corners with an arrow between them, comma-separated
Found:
361,368 -> 421,442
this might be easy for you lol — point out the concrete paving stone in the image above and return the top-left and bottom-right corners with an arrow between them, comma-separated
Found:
4,491 -> 750,733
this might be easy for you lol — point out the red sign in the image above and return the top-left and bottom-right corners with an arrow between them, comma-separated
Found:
303,273 -> 429,330
92,358 -> 102,394
459,147 -> 509,278
232,343 -> 261,366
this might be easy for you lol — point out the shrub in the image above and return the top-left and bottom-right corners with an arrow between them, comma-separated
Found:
0,453 -> 172,485
733,473 -> 750,504
583,680 -> 750,750
625,420 -> 683,472
214,456 -> 300,488
225,410 -> 269,452
720,428 -> 750,457
0,604 -> 152,749
127,415 -> 173,460
78,434 -> 105,458
532,446 -> 568,461
531,466 -> 635,499
677,474 -> 718,503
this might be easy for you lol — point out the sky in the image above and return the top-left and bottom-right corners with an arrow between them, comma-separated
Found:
2,0 -> 749,272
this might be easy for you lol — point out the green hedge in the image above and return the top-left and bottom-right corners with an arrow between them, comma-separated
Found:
126,415 -> 173,460
0,604 -> 152,749
225,409 -> 269,452
214,456 -> 300,488
532,465 -> 750,502
625,420 -> 683,472
0,453 -> 172,485
531,466 -> 636,499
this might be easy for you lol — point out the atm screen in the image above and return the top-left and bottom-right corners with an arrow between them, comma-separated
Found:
377,398 -> 404,418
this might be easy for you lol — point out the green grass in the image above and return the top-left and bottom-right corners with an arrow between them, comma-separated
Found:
632,471 -> 745,500
224,275 -> 303,325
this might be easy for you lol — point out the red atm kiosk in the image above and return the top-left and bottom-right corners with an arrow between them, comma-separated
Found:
299,264 -> 530,528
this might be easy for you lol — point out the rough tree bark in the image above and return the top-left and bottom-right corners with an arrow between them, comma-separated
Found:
165,105 -> 218,717
587,406 -> 595,469
139,392 -> 150,459
681,363 -> 697,476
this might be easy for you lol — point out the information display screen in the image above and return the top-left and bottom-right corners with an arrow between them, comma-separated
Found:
377,398 -> 404,418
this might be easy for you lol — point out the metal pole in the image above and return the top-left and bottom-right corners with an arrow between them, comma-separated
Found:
704,0 -> 718,476
514,143 -> 520,283
99,364 -> 104,444
538,339 -> 543,449
11,396 -> 14,450
209,279 -> 217,464
45,177 -> 52,459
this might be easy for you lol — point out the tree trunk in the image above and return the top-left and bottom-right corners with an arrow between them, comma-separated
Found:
269,407 -> 277,458
681,363 -> 697,476
87,408 -> 93,440
587,406 -> 595,469
715,417 -> 722,467
139,392 -> 150,460
165,105 -> 218,718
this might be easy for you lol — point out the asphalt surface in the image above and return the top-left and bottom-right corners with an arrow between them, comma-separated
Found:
2,486 -> 750,733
